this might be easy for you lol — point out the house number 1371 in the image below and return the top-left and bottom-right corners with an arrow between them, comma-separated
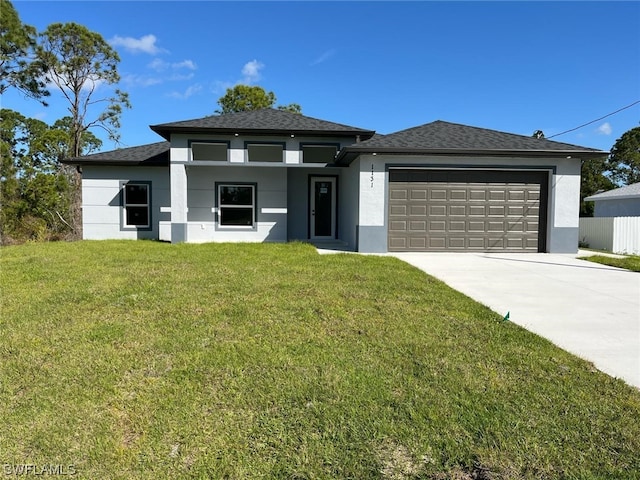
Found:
370,164 -> 374,188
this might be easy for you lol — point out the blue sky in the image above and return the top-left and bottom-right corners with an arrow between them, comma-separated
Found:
6,1 -> 640,153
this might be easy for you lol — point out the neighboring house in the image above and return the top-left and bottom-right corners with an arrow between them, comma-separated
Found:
584,182 -> 640,217
63,108 -> 607,253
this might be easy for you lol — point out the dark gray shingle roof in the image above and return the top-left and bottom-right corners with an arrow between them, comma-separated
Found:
150,108 -> 375,140
337,120 -> 607,162
585,182 -> 640,201
63,142 -> 169,166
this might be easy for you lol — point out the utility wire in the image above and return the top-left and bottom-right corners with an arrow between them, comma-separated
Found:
547,100 -> 640,139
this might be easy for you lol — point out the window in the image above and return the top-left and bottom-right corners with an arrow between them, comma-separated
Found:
246,143 -> 284,163
123,182 -> 150,228
217,184 -> 256,228
301,144 -> 339,163
191,142 -> 228,161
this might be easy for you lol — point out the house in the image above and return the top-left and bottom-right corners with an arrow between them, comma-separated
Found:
64,108 -> 607,253
584,182 -> 640,217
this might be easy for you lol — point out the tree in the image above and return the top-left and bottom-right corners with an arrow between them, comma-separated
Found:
0,0 -> 49,103
36,22 -> 130,237
37,22 -> 130,158
606,126 -> 640,186
0,108 -> 102,243
216,85 -> 301,114
277,103 -> 302,114
1,110 -> 64,241
580,157 -> 614,217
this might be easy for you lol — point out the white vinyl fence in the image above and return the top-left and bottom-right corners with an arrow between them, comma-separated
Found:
579,216 -> 640,255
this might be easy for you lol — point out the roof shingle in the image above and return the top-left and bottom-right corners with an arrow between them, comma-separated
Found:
337,120 -> 607,162
584,182 -> 640,201
150,108 -> 375,140
63,141 -> 169,166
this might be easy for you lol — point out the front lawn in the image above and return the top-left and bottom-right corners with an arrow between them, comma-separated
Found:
582,254 -> 640,272
1,241 -> 639,479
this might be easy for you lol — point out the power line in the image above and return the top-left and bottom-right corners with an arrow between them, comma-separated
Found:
547,100 -> 640,139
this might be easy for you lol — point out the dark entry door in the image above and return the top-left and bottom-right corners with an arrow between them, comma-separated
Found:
310,177 -> 336,239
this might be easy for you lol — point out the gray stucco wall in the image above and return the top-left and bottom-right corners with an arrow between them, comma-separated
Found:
81,165 -> 170,240
286,167 -> 343,242
338,158 -> 360,250
184,165 -> 287,243
594,198 -> 640,217
353,154 -> 582,254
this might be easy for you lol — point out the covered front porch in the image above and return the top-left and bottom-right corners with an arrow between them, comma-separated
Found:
160,165 -> 356,248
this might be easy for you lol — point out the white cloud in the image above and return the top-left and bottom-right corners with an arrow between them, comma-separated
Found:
45,73 -> 105,93
310,49 -> 336,66
241,60 -> 264,84
148,58 -> 197,72
110,34 -> 167,55
167,84 -> 203,100
121,73 -> 163,88
210,60 -> 266,94
173,60 -> 197,70
212,80 -> 234,94
597,122 -> 612,135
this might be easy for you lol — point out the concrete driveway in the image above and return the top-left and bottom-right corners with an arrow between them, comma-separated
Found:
390,252 -> 640,389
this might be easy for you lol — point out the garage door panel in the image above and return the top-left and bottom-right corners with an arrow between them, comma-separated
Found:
389,237 -> 407,249
488,205 -> 505,216
449,189 -> 467,201
409,237 -> 427,249
410,221 -> 427,232
507,221 -> 525,232
389,220 -> 407,231
430,189 -> 447,200
388,171 -> 546,252
390,189 -> 408,200
469,190 -> 486,201
429,221 -> 446,232
448,221 -> 466,232
508,206 -> 524,216
468,238 -> 485,249
428,237 -> 446,249
469,205 -> 486,216
449,205 -> 466,216
468,221 -> 485,232
389,204 -> 407,216
410,189 -> 427,200
429,205 -> 447,216
488,190 -> 507,201
409,205 -> 427,216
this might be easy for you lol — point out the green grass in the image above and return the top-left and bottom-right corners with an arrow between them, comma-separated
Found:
1,241 -> 639,479
582,254 -> 640,272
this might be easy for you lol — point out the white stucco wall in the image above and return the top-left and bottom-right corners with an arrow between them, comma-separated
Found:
81,166 -> 170,240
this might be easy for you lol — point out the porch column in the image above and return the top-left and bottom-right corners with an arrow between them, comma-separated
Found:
170,163 -> 188,243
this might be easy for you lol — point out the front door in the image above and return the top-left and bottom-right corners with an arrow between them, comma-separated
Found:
310,177 -> 336,239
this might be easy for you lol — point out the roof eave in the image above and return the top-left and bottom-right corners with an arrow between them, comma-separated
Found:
336,147 -> 607,165
150,125 -> 375,140
584,194 -> 640,202
62,159 -> 168,167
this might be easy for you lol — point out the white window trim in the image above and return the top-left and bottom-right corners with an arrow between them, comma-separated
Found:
122,182 -> 151,229
217,183 -> 256,230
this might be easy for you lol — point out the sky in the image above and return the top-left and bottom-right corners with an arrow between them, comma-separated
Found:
5,1 -> 640,154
